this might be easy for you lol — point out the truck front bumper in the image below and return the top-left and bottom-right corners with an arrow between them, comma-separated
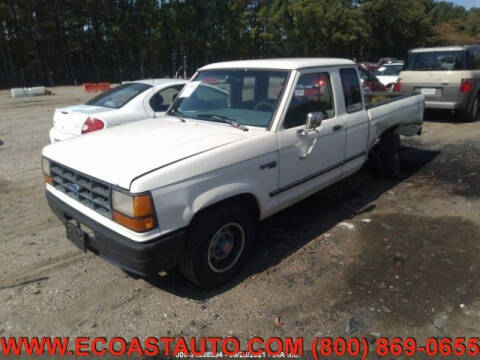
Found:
46,191 -> 186,276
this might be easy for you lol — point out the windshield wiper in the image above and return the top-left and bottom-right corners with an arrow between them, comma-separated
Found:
169,109 -> 186,122
196,113 -> 249,131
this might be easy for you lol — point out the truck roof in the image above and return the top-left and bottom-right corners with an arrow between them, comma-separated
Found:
199,58 -> 355,71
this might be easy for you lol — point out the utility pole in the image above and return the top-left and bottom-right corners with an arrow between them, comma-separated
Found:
183,54 -> 187,78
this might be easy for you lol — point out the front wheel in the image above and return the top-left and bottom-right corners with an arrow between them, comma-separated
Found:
178,204 -> 255,288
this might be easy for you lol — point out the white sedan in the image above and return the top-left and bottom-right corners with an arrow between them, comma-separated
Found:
49,79 -> 187,143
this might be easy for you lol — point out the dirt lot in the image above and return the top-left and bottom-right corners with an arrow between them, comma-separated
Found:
1,86 -> 480,358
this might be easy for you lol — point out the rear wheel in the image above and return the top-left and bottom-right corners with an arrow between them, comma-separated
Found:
178,204 -> 255,288
375,130 -> 401,179
461,95 -> 479,122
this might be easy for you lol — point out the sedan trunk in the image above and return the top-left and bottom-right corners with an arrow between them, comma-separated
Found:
53,105 -> 112,135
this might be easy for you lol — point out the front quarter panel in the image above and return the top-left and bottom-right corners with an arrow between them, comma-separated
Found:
131,131 -> 279,234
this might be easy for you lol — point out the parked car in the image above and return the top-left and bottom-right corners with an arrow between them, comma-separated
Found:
378,57 -> 398,66
374,62 -> 404,90
49,79 -> 187,143
394,45 -> 480,122
358,67 -> 387,92
42,58 -> 424,288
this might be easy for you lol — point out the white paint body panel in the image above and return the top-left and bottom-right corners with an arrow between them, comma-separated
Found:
43,59 -> 424,243
43,116 -> 251,190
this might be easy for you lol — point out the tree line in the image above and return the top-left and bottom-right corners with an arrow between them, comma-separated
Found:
1,0 -> 480,89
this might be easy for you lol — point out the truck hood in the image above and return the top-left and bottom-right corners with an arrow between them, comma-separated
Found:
43,116 -> 253,189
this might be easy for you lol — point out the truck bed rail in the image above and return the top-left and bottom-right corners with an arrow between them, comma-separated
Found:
365,92 -> 421,110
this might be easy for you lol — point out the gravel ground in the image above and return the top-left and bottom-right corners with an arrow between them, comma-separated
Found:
1,87 -> 480,358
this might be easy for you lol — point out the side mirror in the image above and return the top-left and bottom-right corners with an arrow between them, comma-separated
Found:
305,112 -> 325,130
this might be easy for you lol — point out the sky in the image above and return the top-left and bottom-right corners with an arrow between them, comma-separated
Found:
441,0 -> 480,9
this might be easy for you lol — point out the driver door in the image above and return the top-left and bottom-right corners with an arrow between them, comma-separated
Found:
274,69 -> 346,203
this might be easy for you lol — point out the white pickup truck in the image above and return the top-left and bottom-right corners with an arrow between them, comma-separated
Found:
42,58 -> 424,288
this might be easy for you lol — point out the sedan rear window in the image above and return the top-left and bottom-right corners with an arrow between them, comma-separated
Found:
86,83 -> 152,109
404,51 -> 466,71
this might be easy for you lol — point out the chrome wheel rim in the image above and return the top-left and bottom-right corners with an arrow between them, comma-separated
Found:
207,222 -> 245,273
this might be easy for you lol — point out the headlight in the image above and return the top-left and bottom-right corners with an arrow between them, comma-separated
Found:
42,157 -> 51,176
42,157 -> 53,185
112,191 -> 134,217
111,190 -> 156,232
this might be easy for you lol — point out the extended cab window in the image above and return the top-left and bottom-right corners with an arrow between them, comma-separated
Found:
150,85 -> 184,112
340,68 -> 363,113
283,72 -> 334,129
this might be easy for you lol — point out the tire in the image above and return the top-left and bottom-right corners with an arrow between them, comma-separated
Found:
376,130 -> 401,179
178,204 -> 255,288
461,95 -> 479,123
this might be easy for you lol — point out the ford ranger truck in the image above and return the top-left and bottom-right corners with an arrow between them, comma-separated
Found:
42,58 -> 424,288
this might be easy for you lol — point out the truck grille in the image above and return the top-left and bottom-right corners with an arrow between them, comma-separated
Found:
50,161 -> 112,217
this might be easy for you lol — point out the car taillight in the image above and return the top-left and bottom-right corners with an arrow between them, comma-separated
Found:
460,78 -> 474,93
81,117 -> 104,134
393,78 -> 402,92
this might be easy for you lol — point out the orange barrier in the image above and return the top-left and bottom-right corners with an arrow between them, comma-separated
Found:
83,82 -> 111,93
97,82 -> 111,91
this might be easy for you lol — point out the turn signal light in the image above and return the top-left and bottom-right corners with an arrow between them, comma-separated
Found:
460,78 -> 474,93
132,194 -> 155,217
43,174 -> 53,185
112,211 -> 156,232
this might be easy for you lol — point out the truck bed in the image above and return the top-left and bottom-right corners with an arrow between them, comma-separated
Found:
365,92 -> 424,141
364,92 -> 418,109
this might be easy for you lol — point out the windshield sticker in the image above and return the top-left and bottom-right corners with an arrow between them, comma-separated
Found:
179,81 -> 201,98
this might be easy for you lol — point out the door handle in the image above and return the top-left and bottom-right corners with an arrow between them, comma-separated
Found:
333,125 -> 343,131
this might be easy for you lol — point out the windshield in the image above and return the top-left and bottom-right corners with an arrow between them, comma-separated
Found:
404,51 -> 466,71
375,64 -> 403,76
168,69 -> 290,128
86,83 -> 152,109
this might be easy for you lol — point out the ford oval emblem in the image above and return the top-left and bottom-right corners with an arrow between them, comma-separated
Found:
72,183 -> 80,193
